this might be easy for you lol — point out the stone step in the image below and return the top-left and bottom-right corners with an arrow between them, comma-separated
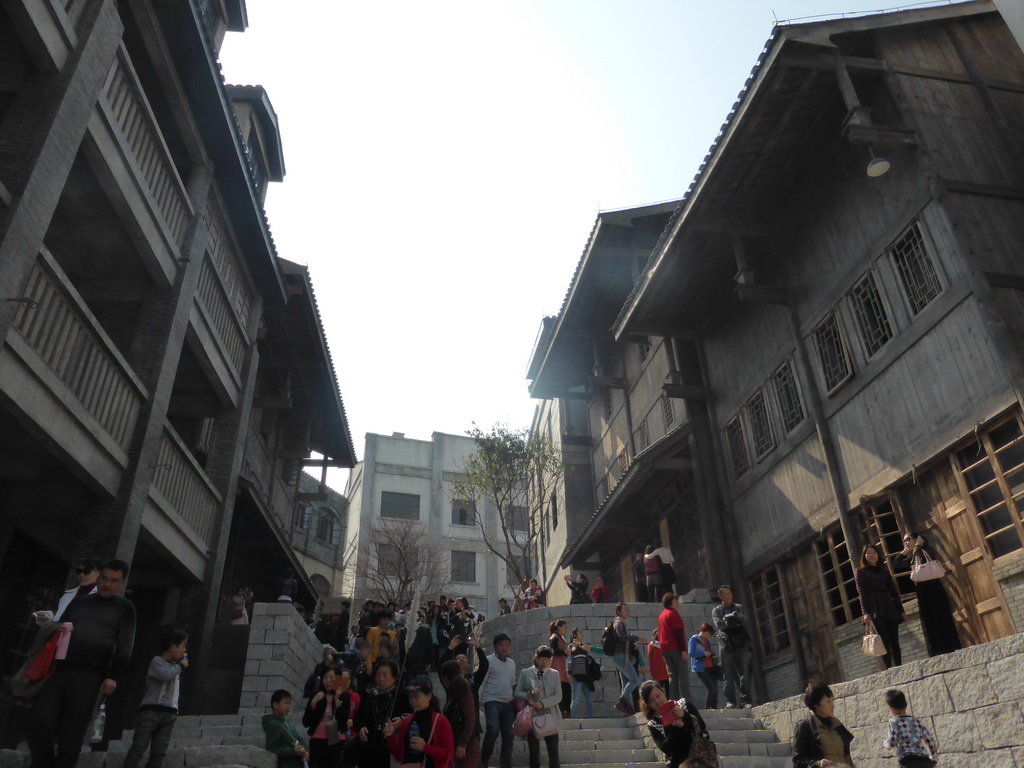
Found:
511,749 -> 657,766
562,727 -> 638,741
0,746 -> 274,768
715,740 -> 791,757
718,757 -> 792,768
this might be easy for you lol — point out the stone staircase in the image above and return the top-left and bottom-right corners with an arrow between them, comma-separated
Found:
0,706 -> 792,768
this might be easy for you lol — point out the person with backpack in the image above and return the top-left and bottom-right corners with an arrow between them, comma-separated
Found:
711,585 -> 754,709
567,627 -> 597,718
607,603 -> 647,715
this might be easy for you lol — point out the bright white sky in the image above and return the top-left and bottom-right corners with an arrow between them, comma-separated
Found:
220,0 -> 953,481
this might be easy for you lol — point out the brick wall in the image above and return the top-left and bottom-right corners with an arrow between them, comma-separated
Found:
754,632 -> 1024,767
994,551 -> 1024,632
237,603 -> 324,715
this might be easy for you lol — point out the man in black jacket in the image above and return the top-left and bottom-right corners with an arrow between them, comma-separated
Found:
27,559 -> 137,768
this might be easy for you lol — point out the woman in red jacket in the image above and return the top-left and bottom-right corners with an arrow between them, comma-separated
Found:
384,676 -> 454,768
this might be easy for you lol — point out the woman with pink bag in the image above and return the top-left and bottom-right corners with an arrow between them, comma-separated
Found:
854,544 -> 906,668
894,532 -> 962,657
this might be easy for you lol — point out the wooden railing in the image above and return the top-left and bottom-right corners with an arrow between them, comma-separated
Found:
11,253 -> 145,452
196,255 -> 247,373
153,425 -> 221,545
102,44 -> 190,246
204,194 -> 253,323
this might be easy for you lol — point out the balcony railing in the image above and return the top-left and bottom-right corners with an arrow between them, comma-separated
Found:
196,255 -> 247,374
153,424 -> 221,546
102,44 -> 191,247
11,251 -> 145,452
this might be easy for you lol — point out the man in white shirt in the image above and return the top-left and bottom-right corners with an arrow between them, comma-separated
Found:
480,632 -> 517,768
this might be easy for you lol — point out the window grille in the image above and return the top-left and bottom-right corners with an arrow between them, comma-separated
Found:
816,524 -> 862,626
726,414 -> 750,478
750,567 -> 790,655
772,359 -> 805,434
747,388 -> 776,458
661,392 -> 674,430
890,223 -> 942,315
452,551 -> 476,583
638,338 -> 652,362
637,418 -> 650,451
298,505 -> 312,530
954,417 -> 1024,558
849,271 -> 893,357
604,389 -> 613,421
813,312 -> 852,392
451,499 -> 477,526
860,498 -> 915,600
380,491 -> 420,520
617,450 -> 629,476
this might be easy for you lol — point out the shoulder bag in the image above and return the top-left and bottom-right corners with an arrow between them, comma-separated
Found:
861,618 -> 887,657
682,702 -> 718,767
585,653 -> 602,681
532,711 -> 558,738
910,550 -> 945,582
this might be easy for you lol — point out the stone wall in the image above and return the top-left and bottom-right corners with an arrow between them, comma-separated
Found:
237,602 -> 324,715
753,632 -> 1024,767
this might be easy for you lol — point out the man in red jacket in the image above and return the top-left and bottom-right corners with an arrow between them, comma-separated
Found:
656,593 -> 691,701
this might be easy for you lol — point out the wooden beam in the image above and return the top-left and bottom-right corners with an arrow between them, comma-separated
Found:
662,383 -> 709,400
780,51 -> 888,74
985,272 -> 1024,290
941,179 -> 1024,199
75,281 -> 153,302
590,375 -> 624,389
842,123 -> 918,149
735,284 -> 788,305
653,458 -> 695,471
687,217 -> 772,238
254,397 -> 293,409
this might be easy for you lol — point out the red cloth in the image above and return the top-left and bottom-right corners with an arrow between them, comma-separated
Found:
591,585 -> 610,603
25,632 -> 60,681
658,607 -> 686,652
647,643 -> 668,682
388,710 -> 454,768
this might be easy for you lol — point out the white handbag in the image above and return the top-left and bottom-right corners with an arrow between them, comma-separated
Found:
861,619 -> 887,657
910,551 -> 945,582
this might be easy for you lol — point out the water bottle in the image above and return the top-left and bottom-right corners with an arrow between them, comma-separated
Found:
89,703 -> 106,744
409,721 -> 420,741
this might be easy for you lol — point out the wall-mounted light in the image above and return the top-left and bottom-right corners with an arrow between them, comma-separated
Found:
866,146 -> 891,178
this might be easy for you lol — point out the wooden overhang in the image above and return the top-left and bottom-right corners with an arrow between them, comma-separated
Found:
153,0 -> 288,307
277,259 -> 357,468
559,423 -> 693,568
226,85 -> 286,182
612,2 -> 995,340
527,201 -> 680,400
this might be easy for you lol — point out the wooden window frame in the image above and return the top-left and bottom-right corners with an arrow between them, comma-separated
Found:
812,311 -> 854,394
746,387 -> 776,460
858,496 -> 916,601
847,270 -> 894,359
725,413 -> 750,479
816,523 -> 862,627
889,221 -> 943,316
661,392 -> 674,431
749,566 -> 791,656
636,417 -> 650,452
638,338 -> 652,362
772,358 -> 805,435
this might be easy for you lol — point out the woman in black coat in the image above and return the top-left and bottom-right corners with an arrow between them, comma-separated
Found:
893,532 -> 962,657
639,681 -> 714,768
854,543 -> 906,668
792,681 -> 853,767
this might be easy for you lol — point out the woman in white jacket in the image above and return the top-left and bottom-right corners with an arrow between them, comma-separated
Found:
515,645 -> 561,768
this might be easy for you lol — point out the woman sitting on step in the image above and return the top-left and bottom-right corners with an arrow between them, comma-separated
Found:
639,680 -> 717,768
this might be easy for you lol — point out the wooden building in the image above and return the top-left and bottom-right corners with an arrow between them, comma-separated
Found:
0,0 -> 355,735
533,0 -> 1024,699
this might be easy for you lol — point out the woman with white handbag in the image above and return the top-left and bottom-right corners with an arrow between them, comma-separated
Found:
894,532 -> 962,657
854,544 -> 907,668
515,646 -> 561,768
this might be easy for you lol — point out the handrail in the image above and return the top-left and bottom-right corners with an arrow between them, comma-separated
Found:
153,423 -> 222,545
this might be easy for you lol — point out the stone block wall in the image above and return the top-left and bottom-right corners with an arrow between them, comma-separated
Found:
237,603 -> 324,715
994,551 -> 1024,632
754,632 -> 1024,767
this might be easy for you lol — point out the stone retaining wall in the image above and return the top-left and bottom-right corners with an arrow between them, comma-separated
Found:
237,602 -> 324,715
753,631 -> 1024,767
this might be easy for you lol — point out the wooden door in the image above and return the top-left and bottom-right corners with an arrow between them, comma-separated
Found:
781,548 -> 841,686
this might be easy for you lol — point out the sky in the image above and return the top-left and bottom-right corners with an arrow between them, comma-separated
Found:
219,0 -> 956,482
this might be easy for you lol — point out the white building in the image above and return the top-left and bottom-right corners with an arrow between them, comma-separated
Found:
343,432 -> 519,618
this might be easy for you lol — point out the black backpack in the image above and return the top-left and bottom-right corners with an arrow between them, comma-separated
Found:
601,621 -> 618,656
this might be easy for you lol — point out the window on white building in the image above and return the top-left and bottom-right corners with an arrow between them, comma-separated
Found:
452,551 -> 476,583
380,491 -> 420,520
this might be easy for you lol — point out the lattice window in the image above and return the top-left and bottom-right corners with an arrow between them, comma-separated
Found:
816,524 -> 862,627
604,389 -> 613,421
848,271 -> 893,357
750,567 -> 791,655
772,359 -> 805,434
661,392 -> 674,430
617,450 -> 629,476
890,222 -> 941,315
726,414 -> 750,478
860,497 -> 915,600
813,312 -> 852,393
636,418 -> 650,452
638,338 -> 652,362
747,388 -> 776,458
953,416 -> 1024,559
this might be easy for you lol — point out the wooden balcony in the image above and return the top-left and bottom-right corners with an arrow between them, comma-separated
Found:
85,43 -> 194,286
144,423 -> 222,579
1,249 -> 147,495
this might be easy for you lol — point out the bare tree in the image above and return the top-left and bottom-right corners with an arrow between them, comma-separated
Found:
449,424 -> 566,589
357,518 -> 451,605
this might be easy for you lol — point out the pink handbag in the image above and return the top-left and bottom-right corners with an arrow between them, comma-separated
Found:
910,551 -> 945,582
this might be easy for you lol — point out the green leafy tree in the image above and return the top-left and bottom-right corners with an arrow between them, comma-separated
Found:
450,424 -> 566,590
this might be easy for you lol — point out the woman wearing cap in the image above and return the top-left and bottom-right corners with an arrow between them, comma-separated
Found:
515,645 -> 562,768
383,675 -> 454,768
